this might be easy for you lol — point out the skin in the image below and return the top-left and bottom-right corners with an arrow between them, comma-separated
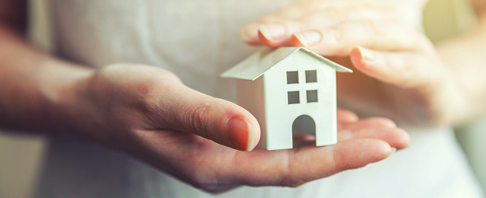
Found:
0,0 -> 414,194
240,0 -> 486,127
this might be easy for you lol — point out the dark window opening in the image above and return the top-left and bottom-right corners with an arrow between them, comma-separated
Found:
288,91 -> 300,104
287,71 -> 299,84
307,90 -> 318,103
305,70 -> 317,83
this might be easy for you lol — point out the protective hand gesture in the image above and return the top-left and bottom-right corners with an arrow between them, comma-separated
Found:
67,64 -> 409,193
240,0 -> 457,126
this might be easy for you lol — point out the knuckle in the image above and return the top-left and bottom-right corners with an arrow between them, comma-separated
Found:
135,79 -> 170,112
323,28 -> 342,44
133,76 -> 182,117
362,20 -> 383,37
325,7 -> 351,22
279,6 -> 301,18
137,71 -> 180,101
276,150 -> 305,188
135,78 -> 160,99
320,28 -> 346,55
87,64 -> 185,126
190,102 -> 212,138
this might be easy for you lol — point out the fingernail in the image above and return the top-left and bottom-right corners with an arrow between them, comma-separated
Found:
228,117 -> 255,151
293,31 -> 322,46
259,24 -> 286,41
358,46 -> 375,61
385,147 -> 397,158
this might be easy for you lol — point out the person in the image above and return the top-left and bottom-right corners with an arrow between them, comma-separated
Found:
0,0 -> 483,197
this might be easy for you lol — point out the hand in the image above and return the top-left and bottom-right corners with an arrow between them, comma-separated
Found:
239,0 -> 461,126
65,63 -> 409,193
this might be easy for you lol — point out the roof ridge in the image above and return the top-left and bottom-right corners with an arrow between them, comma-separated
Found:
220,47 -> 351,81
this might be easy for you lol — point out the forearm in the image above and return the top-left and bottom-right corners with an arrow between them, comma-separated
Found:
435,15 -> 486,124
0,25 -> 94,134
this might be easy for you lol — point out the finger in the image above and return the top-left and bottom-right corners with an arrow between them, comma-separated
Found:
149,82 -> 261,151
231,138 -> 394,187
341,117 -> 396,130
338,126 -> 410,149
257,7 -> 392,47
336,108 -> 359,125
349,46 -> 441,88
290,20 -> 426,56
239,1 -> 354,44
336,108 -> 359,130
337,117 -> 407,150
296,117 -> 401,148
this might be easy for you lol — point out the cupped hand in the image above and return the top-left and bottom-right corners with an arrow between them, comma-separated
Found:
240,0 -> 461,126
65,63 -> 410,193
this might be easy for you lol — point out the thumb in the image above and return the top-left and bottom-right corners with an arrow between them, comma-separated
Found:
158,83 -> 261,151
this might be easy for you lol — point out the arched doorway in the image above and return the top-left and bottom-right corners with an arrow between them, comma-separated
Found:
292,115 -> 316,136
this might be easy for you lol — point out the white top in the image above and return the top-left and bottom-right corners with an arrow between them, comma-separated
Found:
34,0 -> 483,197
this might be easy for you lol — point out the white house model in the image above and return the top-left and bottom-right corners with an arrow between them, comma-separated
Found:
221,47 -> 352,150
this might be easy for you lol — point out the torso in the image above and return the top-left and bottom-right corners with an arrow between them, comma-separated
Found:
34,0 -> 483,197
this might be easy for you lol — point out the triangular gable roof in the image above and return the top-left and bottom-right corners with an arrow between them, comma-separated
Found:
221,47 -> 352,81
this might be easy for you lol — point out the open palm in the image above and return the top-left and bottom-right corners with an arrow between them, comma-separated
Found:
69,64 -> 409,193
133,112 -> 408,193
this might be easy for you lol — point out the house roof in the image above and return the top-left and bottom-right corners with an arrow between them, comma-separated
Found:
220,47 -> 352,81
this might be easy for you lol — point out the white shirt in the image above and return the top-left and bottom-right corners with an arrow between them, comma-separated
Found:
34,0 -> 483,197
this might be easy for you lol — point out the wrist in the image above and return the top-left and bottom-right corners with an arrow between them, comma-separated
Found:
435,32 -> 486,125
40,60 -> 95,136
428,70 -> 466,126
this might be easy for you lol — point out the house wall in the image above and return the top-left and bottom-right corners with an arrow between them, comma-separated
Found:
263,50 -> 337,150
236,77 -> 267,149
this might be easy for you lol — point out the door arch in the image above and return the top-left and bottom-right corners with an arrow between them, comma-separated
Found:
292,115 -> 316,136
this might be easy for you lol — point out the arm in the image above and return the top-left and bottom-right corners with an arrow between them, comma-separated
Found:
434,2 -> 486,124
471,0 -> 486,17
0,0 -> 409,193
0,0 -> 93,134
0,0 -> 26,32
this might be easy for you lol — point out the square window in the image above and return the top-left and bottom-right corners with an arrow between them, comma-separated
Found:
288,91 -> 300,104
307,90 -> 318,103
305,70 -> 317,83
287,71 -> 299,84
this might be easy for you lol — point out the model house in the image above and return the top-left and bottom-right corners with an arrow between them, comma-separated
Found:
221,47 -> 352,150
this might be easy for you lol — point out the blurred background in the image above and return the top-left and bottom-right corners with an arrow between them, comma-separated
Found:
0,0 -> 485,197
